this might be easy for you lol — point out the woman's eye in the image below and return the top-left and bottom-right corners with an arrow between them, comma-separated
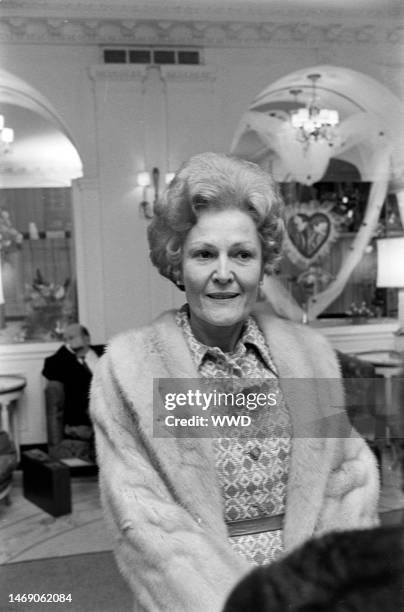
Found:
194,250 -> 213,259
235,251 -> 253,260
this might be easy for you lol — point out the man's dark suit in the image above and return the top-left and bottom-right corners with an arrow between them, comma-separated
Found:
42,344 -> 105,427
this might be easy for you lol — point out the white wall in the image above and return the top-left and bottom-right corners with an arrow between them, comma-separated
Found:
1,23 -> 404,447
1,34 -> 404,344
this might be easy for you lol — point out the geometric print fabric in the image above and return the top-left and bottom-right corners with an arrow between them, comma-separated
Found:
176,305 -> 292,565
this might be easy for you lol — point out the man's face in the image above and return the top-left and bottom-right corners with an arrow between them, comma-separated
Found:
63,325 -> 90,357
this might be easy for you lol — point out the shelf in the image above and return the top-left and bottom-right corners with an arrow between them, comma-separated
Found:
22,230 -> 71,240
310,318 -> 400,353
338,231 -> 404,238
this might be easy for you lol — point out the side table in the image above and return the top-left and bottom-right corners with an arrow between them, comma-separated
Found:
0,375 -> 27,462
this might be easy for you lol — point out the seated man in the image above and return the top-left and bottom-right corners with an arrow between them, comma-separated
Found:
42,324 -> 105,460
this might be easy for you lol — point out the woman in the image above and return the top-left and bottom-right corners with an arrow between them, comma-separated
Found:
90,152 -> 379,612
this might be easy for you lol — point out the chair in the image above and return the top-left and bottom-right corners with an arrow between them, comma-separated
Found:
0,430 -> 18,505
45,380 -> 95,463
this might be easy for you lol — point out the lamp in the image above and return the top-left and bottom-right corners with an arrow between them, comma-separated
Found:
290,74 -> 339,149
0,114 -> 14,154
376,236 -> 404,334
137,168 -> 175,219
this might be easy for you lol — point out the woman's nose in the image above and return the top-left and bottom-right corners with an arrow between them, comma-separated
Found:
212,256 -> 233,283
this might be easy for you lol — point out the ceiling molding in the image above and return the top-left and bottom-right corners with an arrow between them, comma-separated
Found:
1,1 -> 403,23
0,16 -> 403,47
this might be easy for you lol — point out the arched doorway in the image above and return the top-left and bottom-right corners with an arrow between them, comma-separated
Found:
231,65 -> 404,321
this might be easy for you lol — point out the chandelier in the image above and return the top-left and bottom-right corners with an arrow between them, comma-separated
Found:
0,114 -> 14,154
290,74 -> 339,148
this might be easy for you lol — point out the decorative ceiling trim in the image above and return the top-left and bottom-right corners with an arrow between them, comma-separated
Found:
1,1 -> 403,24
0,17 -> 403,47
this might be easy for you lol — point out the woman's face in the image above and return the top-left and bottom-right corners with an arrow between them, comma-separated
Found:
182,208 -> 263,343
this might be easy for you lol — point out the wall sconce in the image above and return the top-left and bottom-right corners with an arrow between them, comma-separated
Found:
137,168 -> 175,219
0,114 -> 14,155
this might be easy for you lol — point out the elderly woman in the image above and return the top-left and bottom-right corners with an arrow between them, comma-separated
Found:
90,152 -> 379,612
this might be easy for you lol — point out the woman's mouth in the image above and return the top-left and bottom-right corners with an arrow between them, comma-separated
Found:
207,292 -> 240,300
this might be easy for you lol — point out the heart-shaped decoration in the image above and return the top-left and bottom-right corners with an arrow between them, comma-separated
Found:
287,212 -> 331,260
284,202 -> 339,267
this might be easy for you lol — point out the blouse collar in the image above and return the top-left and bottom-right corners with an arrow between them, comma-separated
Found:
176,304 -> 277,374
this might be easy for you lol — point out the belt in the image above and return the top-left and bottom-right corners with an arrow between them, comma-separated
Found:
227,514 -> 284,537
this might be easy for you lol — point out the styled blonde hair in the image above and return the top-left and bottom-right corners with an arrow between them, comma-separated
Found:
147,152 -> 284,289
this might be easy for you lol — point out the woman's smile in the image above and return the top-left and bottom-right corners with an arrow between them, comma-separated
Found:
206,292 -> 240,299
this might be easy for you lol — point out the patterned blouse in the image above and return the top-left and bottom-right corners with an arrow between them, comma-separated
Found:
176,305 -> 292,566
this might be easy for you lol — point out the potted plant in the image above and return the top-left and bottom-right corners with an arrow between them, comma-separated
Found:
24,270 -> 76,340
345,301 -> 375,324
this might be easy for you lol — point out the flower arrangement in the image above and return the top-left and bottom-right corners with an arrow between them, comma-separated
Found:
345,301 -> 375,322
0,208 -> 23,253
296,265 -> 334,295
24,270 -> 76,340
25,269 -> 70,309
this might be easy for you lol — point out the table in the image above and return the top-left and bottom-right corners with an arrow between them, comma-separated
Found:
0,375 -> 27,462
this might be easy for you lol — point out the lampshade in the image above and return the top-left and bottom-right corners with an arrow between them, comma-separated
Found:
377,236 -> 404,334
376,237 -> 404,287
1,127 -> 14,144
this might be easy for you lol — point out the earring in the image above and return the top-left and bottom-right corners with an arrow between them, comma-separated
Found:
175,277 -> 185,291
258,279 -> 265,302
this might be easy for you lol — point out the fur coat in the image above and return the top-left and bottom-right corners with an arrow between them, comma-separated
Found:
90,307 -> 380,612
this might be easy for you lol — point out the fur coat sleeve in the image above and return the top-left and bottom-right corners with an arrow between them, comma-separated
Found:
90,310 -> 380,612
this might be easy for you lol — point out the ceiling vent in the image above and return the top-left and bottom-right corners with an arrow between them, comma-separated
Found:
103,48 -> 201,65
